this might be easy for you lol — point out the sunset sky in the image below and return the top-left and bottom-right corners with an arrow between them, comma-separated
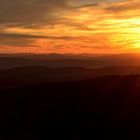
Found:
0,0 -> 140,54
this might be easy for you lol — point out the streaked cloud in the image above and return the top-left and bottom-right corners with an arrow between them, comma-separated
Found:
0,0 -> 140,53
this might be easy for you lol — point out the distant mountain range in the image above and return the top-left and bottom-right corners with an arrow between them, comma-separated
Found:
1,53 -> 140,70
1,66 -> 140,89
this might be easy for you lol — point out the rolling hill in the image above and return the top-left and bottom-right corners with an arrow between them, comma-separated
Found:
1,66 -> 140,89
0,75 -> 140,139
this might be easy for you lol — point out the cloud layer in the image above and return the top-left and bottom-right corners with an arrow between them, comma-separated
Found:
0,0 -> 140,54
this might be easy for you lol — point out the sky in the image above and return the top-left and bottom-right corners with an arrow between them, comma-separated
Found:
0,0 -> 140,54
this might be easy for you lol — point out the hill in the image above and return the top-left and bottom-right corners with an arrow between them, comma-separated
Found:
1,53 -> 140,70
0,75 -> 140,139
1,66 -> 140,89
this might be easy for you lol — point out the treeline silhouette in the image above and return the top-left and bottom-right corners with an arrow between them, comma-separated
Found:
0,75 -> 140,139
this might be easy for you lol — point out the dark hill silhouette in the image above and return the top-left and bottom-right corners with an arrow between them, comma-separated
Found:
0,57 -> 105,70
1,53 -> 140,70
1,66 -> 140,89
0,75 -> 140,139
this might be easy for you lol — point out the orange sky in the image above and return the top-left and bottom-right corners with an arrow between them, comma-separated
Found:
0,0 -> 140,54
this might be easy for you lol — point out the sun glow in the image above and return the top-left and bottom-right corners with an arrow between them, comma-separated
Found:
0,0 -> 140,53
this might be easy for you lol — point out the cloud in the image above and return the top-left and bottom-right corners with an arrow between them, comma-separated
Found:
0,0 -> 140,53
0,32 -> 76,40
105,0 -> 140,12
0,0 -> 71,27
0,32 -> 78,47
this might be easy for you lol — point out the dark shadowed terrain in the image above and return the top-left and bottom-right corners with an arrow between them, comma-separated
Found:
1,65 -> 140,89
1,53 -> 140,70
0,54 -> 140,139
1,75 -> 140,139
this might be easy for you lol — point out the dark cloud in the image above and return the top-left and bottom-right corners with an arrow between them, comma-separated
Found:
0,0 -> 71,27
0,33 -> 34,47
73,3 -> 99,9
0,0 -> 107,28
105,0 -> 140,12
0,32 -> 76,40
0,0 -> 129,29
0,32 -> 77,47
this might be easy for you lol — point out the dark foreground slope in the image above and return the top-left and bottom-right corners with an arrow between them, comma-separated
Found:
0,75 -> 140,139
2,66 -> 140,89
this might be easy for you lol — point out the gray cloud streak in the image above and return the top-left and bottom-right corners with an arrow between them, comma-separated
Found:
0,32 -> 78,47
